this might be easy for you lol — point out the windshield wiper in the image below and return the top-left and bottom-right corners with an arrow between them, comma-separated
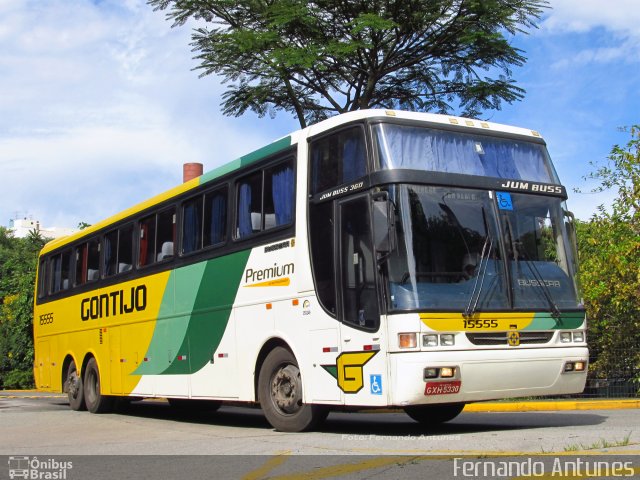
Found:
463,205 -> 495,318
463,234 -> 493,318
504,216 -> 562,319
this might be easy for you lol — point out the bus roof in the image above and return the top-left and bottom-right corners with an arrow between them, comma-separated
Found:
40,109 -> 545,255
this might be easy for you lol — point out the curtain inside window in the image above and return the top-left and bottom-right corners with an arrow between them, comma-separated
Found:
210,193 -> 226,244
183,201 -> 199,253
375,124 -> 554,183
238,183 -> 253,238
272,165 -> 294,226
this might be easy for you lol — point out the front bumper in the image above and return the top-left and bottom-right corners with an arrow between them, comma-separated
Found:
390,347 -> 588,406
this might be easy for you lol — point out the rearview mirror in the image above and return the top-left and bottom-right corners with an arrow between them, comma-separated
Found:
372,193 -> 396,256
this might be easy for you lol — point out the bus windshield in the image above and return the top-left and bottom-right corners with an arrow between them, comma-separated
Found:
385,185 -> 580,312
373,122 -> 558,183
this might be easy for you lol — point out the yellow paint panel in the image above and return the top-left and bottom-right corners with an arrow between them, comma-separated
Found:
34,270 -> 171,394
420,312 -> 535,332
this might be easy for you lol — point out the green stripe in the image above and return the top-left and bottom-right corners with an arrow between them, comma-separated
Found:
525,312 -> 585,330
199,136 -> 292,185
133,249 -> 251,376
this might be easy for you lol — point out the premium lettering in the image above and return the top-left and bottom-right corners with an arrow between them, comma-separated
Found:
245,263 -> 294,284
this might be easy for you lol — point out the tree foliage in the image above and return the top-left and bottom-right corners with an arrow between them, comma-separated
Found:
0,228 -> 47,389
576,126 -> 640,388
149,0 -> 548,127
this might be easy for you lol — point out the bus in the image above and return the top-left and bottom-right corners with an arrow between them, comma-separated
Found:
33,110 -> 588,432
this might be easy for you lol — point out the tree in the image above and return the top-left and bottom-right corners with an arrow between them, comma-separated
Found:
149,0 -> 548,127
576,126 -> 640,391
0,227 -> 47,389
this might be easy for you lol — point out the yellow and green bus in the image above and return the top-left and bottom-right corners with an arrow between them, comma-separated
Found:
34,110 -> 588,432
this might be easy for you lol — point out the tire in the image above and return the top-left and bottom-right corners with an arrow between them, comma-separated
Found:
404,403 -> 465,424
66,359 -> 86,411
83,358 -> 114,414
167,398 -> 222,412
258,347 -> 328,432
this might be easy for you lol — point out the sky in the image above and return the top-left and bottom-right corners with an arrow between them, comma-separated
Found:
1,0 -> 639,231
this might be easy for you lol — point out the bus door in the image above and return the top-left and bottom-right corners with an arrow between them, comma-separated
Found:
336,195 -> 387,404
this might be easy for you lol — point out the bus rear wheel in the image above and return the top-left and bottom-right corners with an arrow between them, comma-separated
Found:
66,360 -> 86,411
83,358 -> 114,414
258,347 -> 328,432
404,403 -> 465,424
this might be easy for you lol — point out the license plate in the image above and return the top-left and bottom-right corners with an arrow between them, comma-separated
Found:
424,381 -> 461,396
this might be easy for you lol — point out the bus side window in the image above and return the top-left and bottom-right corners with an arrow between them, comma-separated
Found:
265,162 -> 294,229
156,208 -> 175,262
310,126 -> 366,195
237,161 -> 293,239
117,224 -> 134,273
86,239 -> 100,282
38,258 -> 48,298
104,230 -> 119,277
60,250 -> 72,290
49,254 -> 62,294
183,196 -> 203,254
204,188 -> 227,247
74,243 -> 87,286
237,171 -> 262,238
139,215 -> 156,267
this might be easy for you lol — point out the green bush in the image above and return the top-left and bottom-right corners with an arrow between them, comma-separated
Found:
2,369 -> 34,389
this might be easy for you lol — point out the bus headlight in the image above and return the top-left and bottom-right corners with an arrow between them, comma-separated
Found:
573,331 -> 585,343
440,367 -> 456,378
440,334 -> 455,346
560,332 -> 572,343
422,334 -> 438,347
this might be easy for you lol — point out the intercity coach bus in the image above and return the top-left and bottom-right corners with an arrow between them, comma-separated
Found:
33,110 -> 587,432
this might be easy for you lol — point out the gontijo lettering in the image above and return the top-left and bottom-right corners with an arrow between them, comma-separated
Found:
81,285 -> 147,321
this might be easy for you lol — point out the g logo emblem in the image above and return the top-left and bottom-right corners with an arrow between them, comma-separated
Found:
508,331 -> 520,346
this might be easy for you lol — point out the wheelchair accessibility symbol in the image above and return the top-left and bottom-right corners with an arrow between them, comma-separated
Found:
370,374 -> 382,395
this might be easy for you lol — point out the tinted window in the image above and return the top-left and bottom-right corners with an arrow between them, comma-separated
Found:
309,201 -> 336,315
182,196 -> 203,254
156,208 -> 175,262
310,127 -> 367,195
139,215 -> 156,267
87,239 -> 100,282
203,188 -> 227,247
237,161 -> 294,239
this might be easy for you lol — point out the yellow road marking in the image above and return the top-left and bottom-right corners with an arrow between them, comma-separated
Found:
242,451 -> 291,480
266,456 -> 419,480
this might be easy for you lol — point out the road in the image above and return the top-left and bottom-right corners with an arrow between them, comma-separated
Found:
1,392 -> 639,479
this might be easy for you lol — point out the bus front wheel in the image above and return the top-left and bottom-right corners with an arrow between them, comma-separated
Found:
83,358 -> 114,414
404,403 -> 465,424
66,360 -> 86,411
258,347 -> 328,432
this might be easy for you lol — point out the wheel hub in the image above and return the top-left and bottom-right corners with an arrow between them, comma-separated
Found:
68,372 -> 80,398
271,365 -> 302,414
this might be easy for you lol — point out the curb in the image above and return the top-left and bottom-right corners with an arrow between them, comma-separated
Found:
464,399 -> 640,412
